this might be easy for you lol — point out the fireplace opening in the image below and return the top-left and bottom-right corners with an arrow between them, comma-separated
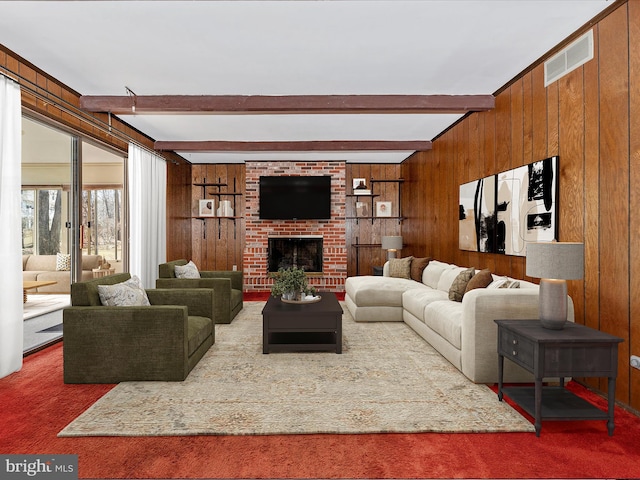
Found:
268,236 -> 323,273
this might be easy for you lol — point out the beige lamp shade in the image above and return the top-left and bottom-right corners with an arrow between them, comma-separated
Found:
381,236 -> 403,251
526,242 -> 584,280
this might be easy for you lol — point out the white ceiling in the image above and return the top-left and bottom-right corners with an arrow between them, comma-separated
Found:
0,1 -> 611,164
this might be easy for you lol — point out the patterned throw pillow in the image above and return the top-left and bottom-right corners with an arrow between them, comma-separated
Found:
488,277 -> 520,289
98,275 -> 151,306
175,260 -> 200,279
464,268 -> 493,294
389,256 -> 413,279
410,257 -> 431,282
56,252 -> 71,271
448,267 -> 476,302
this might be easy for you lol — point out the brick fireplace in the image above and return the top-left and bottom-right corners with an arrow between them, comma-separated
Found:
243,161 -> 347,292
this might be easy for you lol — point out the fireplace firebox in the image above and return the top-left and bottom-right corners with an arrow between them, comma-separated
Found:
268,236 -> 323,273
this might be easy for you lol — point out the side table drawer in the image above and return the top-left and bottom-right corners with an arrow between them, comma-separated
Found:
499,330 -> 535,369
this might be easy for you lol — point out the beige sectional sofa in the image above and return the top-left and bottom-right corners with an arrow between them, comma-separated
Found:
345,259 -> 574,384
22,254 -> 103,293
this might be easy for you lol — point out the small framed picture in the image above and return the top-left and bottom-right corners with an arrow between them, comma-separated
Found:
353,178 -> 370,195
198,199 -> 216,217
356,201 -> 369,217
376,201 -> 392,217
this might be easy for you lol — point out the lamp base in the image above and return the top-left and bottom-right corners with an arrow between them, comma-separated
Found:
386,250 -> 398,261
539,278 -> 568,330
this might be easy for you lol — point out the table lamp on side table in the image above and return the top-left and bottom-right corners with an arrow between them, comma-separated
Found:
526,241 -> 584,330
381,236 -> 403,261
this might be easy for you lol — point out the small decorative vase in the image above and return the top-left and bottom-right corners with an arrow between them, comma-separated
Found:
282,291 -> 296,301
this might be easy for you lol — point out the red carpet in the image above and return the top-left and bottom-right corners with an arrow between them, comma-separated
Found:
2,339 -> 640,478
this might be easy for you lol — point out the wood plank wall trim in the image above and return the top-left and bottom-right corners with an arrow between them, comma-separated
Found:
401,1 -> 639,412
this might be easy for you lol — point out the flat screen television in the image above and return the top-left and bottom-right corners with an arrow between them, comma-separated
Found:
259,175 -> 332,220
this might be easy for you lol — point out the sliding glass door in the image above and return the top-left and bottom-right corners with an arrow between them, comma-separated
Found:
21,116 -> 126,289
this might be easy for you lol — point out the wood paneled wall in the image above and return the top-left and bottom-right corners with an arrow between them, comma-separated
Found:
401,1 -> 640,412
346,164 -> 403,277
189,164 -> 246,271
165,160 -> 193,262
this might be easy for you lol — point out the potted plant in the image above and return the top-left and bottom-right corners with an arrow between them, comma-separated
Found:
270,266 -> 312,300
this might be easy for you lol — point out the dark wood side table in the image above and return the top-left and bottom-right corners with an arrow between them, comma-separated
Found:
495,320 -> 623,436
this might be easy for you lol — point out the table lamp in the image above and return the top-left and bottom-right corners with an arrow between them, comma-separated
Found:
381,236 -> 403,260
526,241 -> 584,330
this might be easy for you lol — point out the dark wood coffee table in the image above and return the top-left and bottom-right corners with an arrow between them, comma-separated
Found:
262,292 -> 343,353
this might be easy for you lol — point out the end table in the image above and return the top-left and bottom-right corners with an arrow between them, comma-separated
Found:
495,319 -> 623,436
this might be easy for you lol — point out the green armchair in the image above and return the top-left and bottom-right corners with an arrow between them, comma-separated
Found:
63,273 -> 215,383
157,260 -> 243,324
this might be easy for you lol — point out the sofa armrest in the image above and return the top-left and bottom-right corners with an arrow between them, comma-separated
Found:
63,305 -> 191,382
146,287 -> 214,321
200,270 -> 243,291
459,288 -> 575,383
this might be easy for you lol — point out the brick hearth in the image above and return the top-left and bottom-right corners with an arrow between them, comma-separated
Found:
243,161 -> 347,292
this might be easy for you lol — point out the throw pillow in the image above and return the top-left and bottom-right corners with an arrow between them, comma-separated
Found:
410,257 -> 431,282
388,256 -> 413,279
98,275 -> 151,306
448,267 -> 476,302
175,260 -> 201,279
488,277 -> 521,289
464,268 -> 493,294
56,252 -> 71,271
500,280 -> 520,289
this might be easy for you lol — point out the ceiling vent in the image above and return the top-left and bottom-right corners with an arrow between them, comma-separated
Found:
544,30 -> 594,87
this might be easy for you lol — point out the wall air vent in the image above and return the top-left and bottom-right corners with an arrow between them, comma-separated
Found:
544,30 -> 594,87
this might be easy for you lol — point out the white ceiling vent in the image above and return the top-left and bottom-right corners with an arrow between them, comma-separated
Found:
544,30 -> 594,86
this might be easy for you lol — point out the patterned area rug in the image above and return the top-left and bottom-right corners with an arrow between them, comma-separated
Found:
59,301 -> 534,436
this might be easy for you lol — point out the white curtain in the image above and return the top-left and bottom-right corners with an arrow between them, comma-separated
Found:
128,143 -> 166,289
0,75 -> 23,378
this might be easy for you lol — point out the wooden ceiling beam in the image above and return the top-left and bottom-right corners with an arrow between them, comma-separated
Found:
154,140 -> 432,152
80,94 -> 494,114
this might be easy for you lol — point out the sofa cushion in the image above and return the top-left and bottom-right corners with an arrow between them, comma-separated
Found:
422,260 -> 455,289
24,255 -> 58,272
402,287 -> 448,321
437,266 -> 466,293
410,257 -> 431,282
175,260 -> 201,279
389,257 -> 413,279
345,276 -> 424,308
187,315 -> 213,356
98,276 -> 151,306
464,268 -> 493,294
448,267 -> 475,302
423,300 -> 464,349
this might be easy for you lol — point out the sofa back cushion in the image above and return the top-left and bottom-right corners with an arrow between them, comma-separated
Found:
437,266 -> 467,293
422,260 -> 455,289
24,255 -> 57,272
23,254 -> 103,272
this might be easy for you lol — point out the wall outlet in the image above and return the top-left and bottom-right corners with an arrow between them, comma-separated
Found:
631,355 -> 640,370
232,265 -> 237,271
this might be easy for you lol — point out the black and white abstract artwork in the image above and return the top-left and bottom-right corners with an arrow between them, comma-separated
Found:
459,176 -> 497,253
460,156 -> 558,256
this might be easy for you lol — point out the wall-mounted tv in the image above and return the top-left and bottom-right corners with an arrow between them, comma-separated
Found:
259,175 -> 332,220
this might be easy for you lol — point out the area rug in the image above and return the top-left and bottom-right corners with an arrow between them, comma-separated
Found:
58,301 -> 535,437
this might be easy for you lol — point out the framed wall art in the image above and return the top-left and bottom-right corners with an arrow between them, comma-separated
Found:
459,156 -> 558,256
376,201 -> 392,217
198,199 -> 216,217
